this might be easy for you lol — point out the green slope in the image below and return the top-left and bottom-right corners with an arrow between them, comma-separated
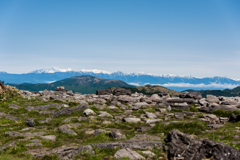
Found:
10,75 -> 132,94
185,86 -> 240,97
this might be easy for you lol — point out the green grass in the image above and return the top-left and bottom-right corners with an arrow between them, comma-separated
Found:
149,121 -> 209,135
212,110 -> 240,117
190,104 -> 199,112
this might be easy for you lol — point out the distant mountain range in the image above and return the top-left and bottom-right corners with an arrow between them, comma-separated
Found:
1,67 -> 240,91
10,75 -> 131,94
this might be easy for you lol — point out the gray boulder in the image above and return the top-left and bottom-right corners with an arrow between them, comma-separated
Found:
114,148 -> 145,159
118,95 -> 137,103
109,131 -> 126,140
26,120 -> 35,127
229,113 -> 240,122
164,129 -> 240,160
206,95 -> 219,103
113,88 -> 131,96
96,89 -> 112,95
9,104 -> 20,109
52,105 -> 88,117
123,118 -> 141,123
57,125 -> 77,136
0,141 -> 16,151
150,94 -> 161,102
83,109 -> 96,116
180,92 -> 202,99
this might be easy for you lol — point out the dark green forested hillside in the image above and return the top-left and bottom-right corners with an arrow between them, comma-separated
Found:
10,75 -> 132,94
185,86 -> 240,97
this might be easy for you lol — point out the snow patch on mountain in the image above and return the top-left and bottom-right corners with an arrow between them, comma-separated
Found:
30,67 -> 197,79
80,69 -> 112,74
31,67 -> 73,74
124,72 -> 193,78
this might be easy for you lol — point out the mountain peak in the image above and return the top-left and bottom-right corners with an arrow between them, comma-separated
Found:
80,69 -> 112,74
31,67 -> 73,74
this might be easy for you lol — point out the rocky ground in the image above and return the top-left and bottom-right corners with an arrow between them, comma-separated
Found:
0,86 -> 240,160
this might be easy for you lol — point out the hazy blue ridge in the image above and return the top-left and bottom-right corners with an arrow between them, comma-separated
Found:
1,71 -> 240,91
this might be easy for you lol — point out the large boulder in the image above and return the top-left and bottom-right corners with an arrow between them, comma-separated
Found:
96,89 -> 112,95
113,88 -> 131,96
199,105 -> 239,113
150,94 -> 161,102
118,95 -> 137,103
180,92 -> 202,99
206,95 -> 219,103
228,113 -> 240,122
164,129 -> 240,160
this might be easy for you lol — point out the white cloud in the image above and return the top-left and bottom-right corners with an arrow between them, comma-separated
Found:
159,82 -> 238,89
128,82 -> 140,86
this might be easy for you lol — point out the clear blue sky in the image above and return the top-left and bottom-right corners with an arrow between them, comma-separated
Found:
0,0 -> 240,78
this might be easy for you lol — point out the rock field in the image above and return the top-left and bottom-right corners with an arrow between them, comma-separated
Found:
0,86 -> 240,159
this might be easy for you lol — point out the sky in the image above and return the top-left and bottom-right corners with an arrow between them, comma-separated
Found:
0,0 -> 240,78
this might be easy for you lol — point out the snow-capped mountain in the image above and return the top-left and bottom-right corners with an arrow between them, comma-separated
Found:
31,67 -> 73,74
1,67 -> 240,91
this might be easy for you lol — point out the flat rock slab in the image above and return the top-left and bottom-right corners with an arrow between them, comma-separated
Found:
62,117 -> 78,123
136,126 -> 152,132
167,98 -> 194,104
25,103 -> 61,111
182,111 -> 197,116
170,104 -> 190,110
141,150 -> 156,157
39,110 -> 56,115
5,131 -> 45,137
131,134 -> 161,141
208,124 -> 224,129
57,125 -> 77,136
0,141 -> 16,151
25,145 -> 95,159
163,121 -> 193,125
145,119 -> 162,123
156,108 -> 167,113
123,118 -> 141,123
41,135 -> 56,141
114,148 -> 146,160
39,118 -> 51,123
9,104 -> 20,109
91,140 -> 163,150
52,105 -> 88,117
68,123 -> 82,128
26,142 -> 42,147
5,116 -> 20,121
98,112 -> 113,118
0,112 -> 6,116
175,113 -> 184,119
145,112 -> 157,119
